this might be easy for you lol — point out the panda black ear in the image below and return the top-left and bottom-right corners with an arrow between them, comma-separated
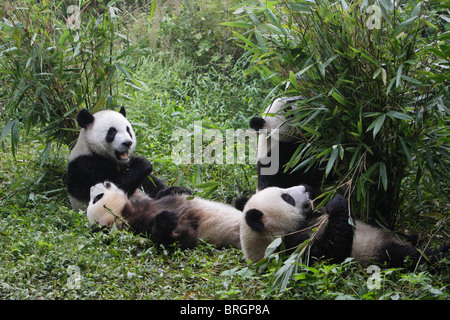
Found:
119,106 -> 126,118
76,109 -> 95,129
245,209 -> 265,232
249,117 -> 266,131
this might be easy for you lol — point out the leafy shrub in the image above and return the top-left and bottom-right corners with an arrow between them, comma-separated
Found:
229,0 -> 449,226
125,0 -> 245,67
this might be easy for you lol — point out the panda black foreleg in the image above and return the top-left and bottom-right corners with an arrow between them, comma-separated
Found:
141,174 -> 170,198
115,156 -> 153,196
154,186 -> 192,200
310,195 -> 354,264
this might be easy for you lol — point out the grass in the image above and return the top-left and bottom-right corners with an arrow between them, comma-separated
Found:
0,53 -> 449,300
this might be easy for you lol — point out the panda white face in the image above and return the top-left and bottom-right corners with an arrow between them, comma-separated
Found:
84,110 -> 136,164
86,181 -> 128,228
243,185 -> 313,235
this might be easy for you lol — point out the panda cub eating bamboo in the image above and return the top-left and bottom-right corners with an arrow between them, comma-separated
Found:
240,186 -> 449,269
87,181 -> 242,249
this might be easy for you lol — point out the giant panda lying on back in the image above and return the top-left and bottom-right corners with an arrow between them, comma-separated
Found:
240,186 -> 449,269
67,107 -> 174,210
86,181 -> 242,249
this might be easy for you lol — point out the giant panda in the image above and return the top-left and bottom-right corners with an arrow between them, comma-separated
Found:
234,97 -> 330,211
86,181 -> 242,249
249,96 -> 328,194
240,186 -> 449,269
67,107 -> 169,210
240,185 -> 353,264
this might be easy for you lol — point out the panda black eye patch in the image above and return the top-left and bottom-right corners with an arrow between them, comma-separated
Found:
281,193 -> 295,206
106,127 -> 117,143
93,193 -> 104,204
126,126 -> 132,138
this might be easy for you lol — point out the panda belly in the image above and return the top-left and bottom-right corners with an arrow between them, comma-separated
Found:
351,221 -> 394,265
189,198 -> 243,249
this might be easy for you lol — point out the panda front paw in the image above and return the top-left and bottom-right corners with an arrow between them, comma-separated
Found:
154,186 -> 192,200
233,195 -> 250,211
326,195 -> 349,219
129,156 -> 153,176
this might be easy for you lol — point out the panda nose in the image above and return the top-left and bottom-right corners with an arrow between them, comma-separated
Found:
122,140 -> 133,148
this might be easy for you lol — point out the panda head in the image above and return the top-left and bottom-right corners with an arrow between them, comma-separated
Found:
76,107 -> 136,164
249,96 -> 303,143
243,185 -> 313,235
86,181 -> 128,229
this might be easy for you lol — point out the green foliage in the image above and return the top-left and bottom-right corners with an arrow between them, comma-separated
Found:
0,0 -> 140,164
229,0 -> 449,226
0,0 -> 448,300
124,0 -> 244,67
1,142 -> 448,300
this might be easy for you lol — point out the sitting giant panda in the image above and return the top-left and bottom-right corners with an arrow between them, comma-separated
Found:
234,97 -> 332,211
250,96 -> 329,194
241,186 -> 449,269
86,181 -> 242,249
67,107 -> 170,210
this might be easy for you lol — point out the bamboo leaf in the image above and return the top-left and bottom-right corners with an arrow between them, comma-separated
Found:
392,16 -> 418,37
367,114 -> 386,139
381,68 -> 387,85
326,147 -> 339,177
0,120 -> 19,141
289,71 -> 298,90
398,136 -> 412,166
396,64 -> 403,88
220,22 -> 253,28
379,162 -> 388,191
92,97 -> 106,113
264,237 -> 282,258
331,91 -> 348,106
386,111 -> 413,121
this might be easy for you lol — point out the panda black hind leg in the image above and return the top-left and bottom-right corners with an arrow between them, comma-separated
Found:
151,211 -> 180,246
310,195 -> 354,264
152,210 -> 198,250
376,241 -> 450,270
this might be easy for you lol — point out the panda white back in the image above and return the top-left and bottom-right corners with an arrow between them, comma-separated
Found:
188,197 -> 243,248
351,220 -> 399,264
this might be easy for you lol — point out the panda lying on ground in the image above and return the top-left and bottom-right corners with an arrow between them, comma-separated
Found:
67,107 -> 183,211
86,181 -> 242,249
240,186 -> 449,269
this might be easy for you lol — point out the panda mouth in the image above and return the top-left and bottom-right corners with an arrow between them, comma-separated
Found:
115,150 -> 131,162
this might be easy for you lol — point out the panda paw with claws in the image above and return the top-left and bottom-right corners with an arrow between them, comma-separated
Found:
128,156 -> 153,176
326,194 -> 350,219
